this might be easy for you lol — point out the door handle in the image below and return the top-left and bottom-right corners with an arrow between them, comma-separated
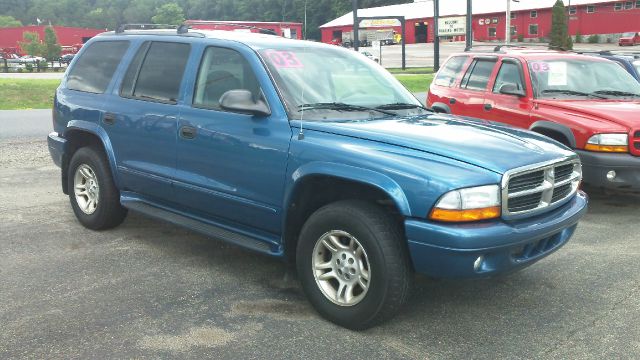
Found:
484,103 -> 493,111
103,113 -> 116,125
179,125 -> 197,139
449,98 -> 456,104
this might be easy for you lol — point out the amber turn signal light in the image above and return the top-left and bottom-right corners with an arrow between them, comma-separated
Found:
584,144 -> 628,153
430,206 -> 501,222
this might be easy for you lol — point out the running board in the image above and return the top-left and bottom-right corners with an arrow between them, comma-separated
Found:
122,199 -> 275,255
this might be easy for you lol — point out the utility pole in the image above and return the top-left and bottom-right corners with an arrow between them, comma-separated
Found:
465,0 -> 472,50
433,0 -> 440,72
506,0 -> 511,44
352,0 -> 359,51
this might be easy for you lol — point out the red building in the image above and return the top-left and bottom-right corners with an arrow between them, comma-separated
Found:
186,20 -> 303,40
0,26 -> 104,56
320,0 -> 640,44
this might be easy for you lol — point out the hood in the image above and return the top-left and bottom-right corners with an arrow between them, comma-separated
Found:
295,114 -> 575,174
536,99 -> 640,130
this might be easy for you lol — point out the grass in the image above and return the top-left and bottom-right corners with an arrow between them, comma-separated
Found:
386,67 -> 434,74
0,79 -> 60,110
0,75 -> 433,110
394,74 -> 434,92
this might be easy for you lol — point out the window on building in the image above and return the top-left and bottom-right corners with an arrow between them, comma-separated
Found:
529,24 -> 539,35
614,2 -> 623,10
530,10 -> 538,18
587,5 -> 596,13
123,42 -> 191,103
625,1 -> 633,9
461,59 -> 496,91
434,56 -> 468,87
488,27 -> 497,37
569,6 -> 577,15
67,41 -> 130,94
511,12 -> 516,19
636,0 -> 640,8
193,47 -> 261,110
493,61 -> 525,94
511,26 -> 517,36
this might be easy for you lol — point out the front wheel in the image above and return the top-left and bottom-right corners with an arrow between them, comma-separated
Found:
296,200 -> 413,330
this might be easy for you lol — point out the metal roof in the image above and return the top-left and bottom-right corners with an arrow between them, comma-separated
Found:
320,0 -> 617,28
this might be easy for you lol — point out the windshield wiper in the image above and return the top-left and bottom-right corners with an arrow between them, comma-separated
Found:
593,90 -> 640,97
541,89 -> 607,99
375,102 -> 430,111
298,102 -> 395,116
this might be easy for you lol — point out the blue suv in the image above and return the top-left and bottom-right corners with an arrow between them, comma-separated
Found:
48,27 -> 588,329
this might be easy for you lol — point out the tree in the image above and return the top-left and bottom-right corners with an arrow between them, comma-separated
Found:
549,0 -> 573,50
19,31 -> 45,57
43,26 -> 62,60
0,15 -> 22,27
152,3 -> 185,25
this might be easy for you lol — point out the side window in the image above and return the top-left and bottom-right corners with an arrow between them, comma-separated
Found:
493,61 -> 525,93
434,56 -> 468,87
461,59 -> 496,91
121,41 -> 190,103
193,47 -> 261,110
67,41 -> 129,94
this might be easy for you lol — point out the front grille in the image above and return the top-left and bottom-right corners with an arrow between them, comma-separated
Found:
633,130 -> 640,156
504,159 -> 581,217
512,234 -> 563,261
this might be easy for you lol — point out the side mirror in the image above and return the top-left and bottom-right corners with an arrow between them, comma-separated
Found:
219,90 -> 271,117
499,83 -> 526,97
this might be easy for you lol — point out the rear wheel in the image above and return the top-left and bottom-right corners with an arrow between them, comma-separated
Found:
68,146 -> 127,230
296,200 -> 413,330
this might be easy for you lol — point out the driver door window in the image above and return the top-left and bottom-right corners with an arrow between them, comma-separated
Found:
193,47 -> 260,110
493,61 -> 525,93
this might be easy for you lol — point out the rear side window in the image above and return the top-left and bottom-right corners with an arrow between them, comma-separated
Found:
121,41 -> 190,103
461,59 -> 497,91
434,56 -> 467,87
67,41 -> 129,94
193,47 -> 261,110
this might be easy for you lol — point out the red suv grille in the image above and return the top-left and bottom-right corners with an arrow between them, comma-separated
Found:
632,130 -> 640,156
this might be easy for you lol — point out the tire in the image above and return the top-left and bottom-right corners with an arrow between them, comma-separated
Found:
67,146 -> 127,230
296,200 -> 413,330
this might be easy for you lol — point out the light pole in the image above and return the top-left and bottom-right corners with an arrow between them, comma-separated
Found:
506,0 -> 519,44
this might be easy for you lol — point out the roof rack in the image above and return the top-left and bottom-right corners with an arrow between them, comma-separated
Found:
464,43 -> 565,53
184,21 -> 279,36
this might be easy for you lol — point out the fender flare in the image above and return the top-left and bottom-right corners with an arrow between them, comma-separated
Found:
64,120 -> 121,188
284,161 -> 413,217
529,120 -> 577,148
430,102 -> 451,114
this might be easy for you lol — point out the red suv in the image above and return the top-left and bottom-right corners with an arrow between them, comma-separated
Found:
427,47 -> 640,191
619,32 -> 640,46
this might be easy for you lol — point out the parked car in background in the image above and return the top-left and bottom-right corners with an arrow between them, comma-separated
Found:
60,54 -> 75,64
428,47 -> 640,191
19,55 -> 45,63
619,32 -> 640,46
577,51 -> 640,82
48,30 -> 587,330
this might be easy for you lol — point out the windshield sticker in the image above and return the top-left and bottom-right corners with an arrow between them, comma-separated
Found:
530,62 -> 550,72
547,62 -> 567,86
265,50 -> 304,68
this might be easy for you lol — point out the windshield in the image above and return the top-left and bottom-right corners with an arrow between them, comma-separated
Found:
528,58 -> 640,99
258,45 -> 424,120
622,32 -> 636,37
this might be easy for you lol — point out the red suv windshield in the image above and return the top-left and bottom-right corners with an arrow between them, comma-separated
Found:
528,58 -> 640,99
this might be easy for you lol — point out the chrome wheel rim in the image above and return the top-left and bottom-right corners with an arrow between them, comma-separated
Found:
312,230 -> 370,306
73,164 -> 99,215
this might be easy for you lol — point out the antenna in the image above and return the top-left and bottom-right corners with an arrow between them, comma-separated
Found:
297,0 -> 309,141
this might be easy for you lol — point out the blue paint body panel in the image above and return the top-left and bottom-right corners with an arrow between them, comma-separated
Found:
49,31 -> 588,278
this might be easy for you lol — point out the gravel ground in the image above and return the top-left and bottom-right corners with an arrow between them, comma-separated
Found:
1,136 -> 639,359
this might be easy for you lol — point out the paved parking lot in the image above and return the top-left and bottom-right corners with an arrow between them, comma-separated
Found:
1,121 -> 640,359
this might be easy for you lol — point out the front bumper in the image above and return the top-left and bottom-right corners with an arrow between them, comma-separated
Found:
576,150 -> 640,191
405,191 -> 588,278
47,132 -> 66,167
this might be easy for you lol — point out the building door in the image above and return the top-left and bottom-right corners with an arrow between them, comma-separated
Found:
332,30 -> 342,41
415,22 -> 428,43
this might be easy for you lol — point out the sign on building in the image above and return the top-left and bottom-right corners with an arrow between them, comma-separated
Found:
359,19 -> 401,28
437,16 -> 466,36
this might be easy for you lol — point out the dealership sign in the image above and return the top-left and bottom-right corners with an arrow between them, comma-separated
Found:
359,19 -> 401,28
438,16 -> 466,36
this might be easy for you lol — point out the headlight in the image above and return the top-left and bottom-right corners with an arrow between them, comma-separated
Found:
429,185 -> 501,222
585,133 -> 628,153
